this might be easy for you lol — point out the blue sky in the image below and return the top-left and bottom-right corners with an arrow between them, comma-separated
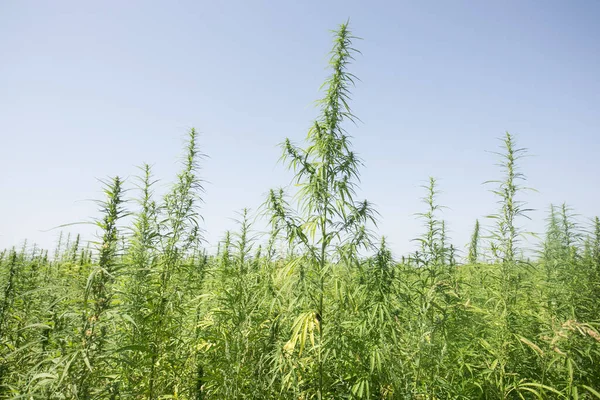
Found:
1,0 -> 599,257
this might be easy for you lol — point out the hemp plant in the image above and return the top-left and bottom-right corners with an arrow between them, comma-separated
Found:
265,21 -> 376,398
77,176 -> 126,398
485,132 -> 533,265
468,219 -> 480,264
146,128 -> 205,398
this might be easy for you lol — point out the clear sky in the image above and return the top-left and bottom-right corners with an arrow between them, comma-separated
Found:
1,0 -> 599,258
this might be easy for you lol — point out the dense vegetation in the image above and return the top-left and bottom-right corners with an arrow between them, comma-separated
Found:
1,23 -> 599,399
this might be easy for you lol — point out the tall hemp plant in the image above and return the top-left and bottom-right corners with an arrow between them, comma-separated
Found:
265,21 -> 376,398
409,177 -> 457,397
482,133 -> 536,397
76,176 -> 126,398
485,132 -> 533,306
119,163 -> 159,395
146,128 -> 205,398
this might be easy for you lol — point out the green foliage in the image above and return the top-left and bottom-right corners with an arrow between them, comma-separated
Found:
1,23 -> 599,400
468,219 -> 480,264
485,132 -> 532,265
